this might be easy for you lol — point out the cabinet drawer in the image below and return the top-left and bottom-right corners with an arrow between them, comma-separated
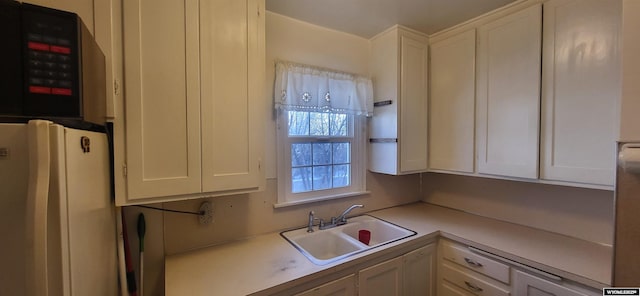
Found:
295,274 -> 356,296
441,240 -> 510,284
441,262 -> 510,296
440,280 -> 475,296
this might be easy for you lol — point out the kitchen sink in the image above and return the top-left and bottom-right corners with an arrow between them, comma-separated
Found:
340,217 -> 416,246
280,215 -> 416,265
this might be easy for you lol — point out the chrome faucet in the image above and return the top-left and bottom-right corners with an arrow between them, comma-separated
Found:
307,211 -> 325,232
319,204 -> 364,230
335,204 -> 364,224
307,211 -> 315,232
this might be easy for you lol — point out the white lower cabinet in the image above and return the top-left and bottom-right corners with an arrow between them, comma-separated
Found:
357,244 -> 436,296
295,275 -> 356,296
403,244 -> 436,296
294,244 -> 435,296
441,262 -> 511,296
439,239 -> 601,296
440,280 -> 475,296
294,239 -> 600,296
514,270 -> 600,296
440,240 -> 510,285
358,256 -> 404,296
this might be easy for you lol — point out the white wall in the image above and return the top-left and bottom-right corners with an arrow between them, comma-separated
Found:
422,173 -> 614,245
264,11 -> 371,178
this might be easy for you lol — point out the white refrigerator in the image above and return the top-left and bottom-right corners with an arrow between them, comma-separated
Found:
0,120 -> 118,296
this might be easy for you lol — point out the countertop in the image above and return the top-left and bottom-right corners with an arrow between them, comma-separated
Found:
165,202 -> 612,295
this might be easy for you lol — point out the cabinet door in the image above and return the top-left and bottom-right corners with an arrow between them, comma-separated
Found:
540,0 -> 620,186
403,244 -> 436,296
295,275 -> 356,296
440,281 -> 475,296
399,33 -> 429,173
358,256 -> 403,296
440,262 -> 510,296
514,270 -> 596,296
200,0 -> 264,192
369,29 -> 400,175
123,0 -> 202,199
476,4 -> 542,179
429,29 -> 476,173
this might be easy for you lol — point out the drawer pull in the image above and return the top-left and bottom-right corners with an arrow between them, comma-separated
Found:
464,257 -> 484,267
464,281 -> 484,293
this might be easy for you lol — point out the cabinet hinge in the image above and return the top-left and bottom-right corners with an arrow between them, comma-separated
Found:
122,163 -> 127,177
258,158 -> 262,171
113,79 -> 121,96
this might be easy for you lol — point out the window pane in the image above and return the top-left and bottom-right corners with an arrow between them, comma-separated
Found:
310,112 -> 329,136
330,113 -> 348,136
292,167 -> 312,193
313,166 -> 332,190
312,143 -> 332,165
332,143 -> 350,164
333,164 -> 350,188
284,111 -> 359,197
288,111 -> 309,136
291,143 -> 311,167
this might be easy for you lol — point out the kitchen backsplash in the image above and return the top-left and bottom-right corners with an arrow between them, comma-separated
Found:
162,173 -> 421,255
422,173 -> 614,245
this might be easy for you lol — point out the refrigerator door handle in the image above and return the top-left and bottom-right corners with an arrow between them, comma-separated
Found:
25,120 -> 52,296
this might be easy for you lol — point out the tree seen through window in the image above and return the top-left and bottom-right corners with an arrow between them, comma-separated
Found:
287,111 -> 352,193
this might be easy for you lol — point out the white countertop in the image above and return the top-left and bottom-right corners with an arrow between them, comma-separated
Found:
165,202 -> 612,296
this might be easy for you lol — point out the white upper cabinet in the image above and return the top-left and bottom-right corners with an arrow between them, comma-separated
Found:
476,4 -> 542,179
429,29 -> 476,173
123,0 -> 202,200
369,26 -> 428,175
200,0 -> 264,193
540,0 -> 620,186
428,0 -> 620,189
118,0 -> 264,205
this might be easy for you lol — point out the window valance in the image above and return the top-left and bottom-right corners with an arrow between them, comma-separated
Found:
274,61 -> 374,117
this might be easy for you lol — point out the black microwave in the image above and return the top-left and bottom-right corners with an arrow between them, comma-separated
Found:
0,0 -> 106,126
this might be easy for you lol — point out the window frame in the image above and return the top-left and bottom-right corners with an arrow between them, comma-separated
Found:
276,110 -> 367,207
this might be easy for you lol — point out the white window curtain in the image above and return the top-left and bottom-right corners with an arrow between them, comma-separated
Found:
274,61 -> 374,116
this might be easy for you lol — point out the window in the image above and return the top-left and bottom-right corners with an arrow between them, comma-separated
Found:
277,110 -> 366,205
273,60 -> 373,206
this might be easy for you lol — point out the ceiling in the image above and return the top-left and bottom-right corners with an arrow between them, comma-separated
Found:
266,0 -> 517,38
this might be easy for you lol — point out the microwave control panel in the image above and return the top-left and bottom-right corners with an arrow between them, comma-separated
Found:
21,3 -> 81,118
26,27 -> 75,96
